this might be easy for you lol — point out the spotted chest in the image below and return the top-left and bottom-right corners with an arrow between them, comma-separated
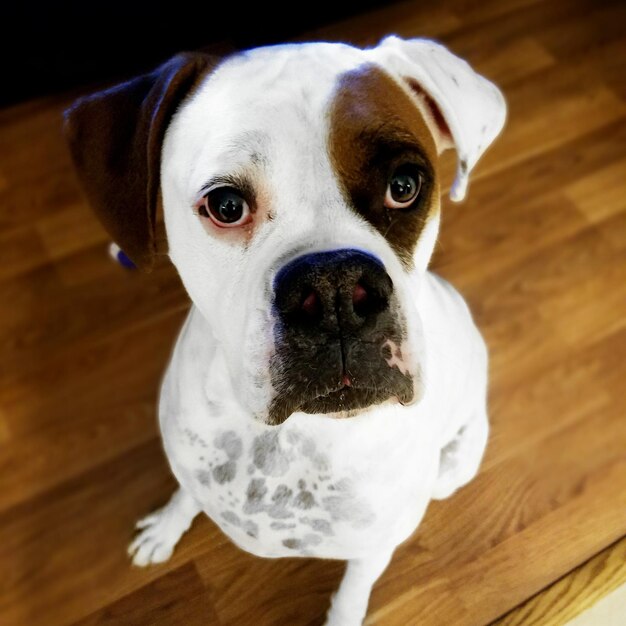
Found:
163,420 -> 423,559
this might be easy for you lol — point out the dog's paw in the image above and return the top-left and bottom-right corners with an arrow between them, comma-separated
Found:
128,497 -> 195,566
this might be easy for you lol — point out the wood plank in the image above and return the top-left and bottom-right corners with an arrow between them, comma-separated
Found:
494,536 -> 626,626
0,309 -> 187,513
432,118 -> 626,272
535,2 -> 626,59
366,421 -> 626,624
72,563 -> 222,626
0,256 -> 187,395
0,225 -> 50,282
0,408 -> 10,445
196,548 -> 345,626
564,158 -> 626,224
0,440 -> 177,626
467,37 -> 556,87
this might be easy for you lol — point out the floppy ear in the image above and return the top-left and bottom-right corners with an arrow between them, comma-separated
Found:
63,52 -> 217,271
366,35 -> 507,202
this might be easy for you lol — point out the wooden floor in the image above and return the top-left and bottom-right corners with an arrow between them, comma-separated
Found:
1,0 -> 625,624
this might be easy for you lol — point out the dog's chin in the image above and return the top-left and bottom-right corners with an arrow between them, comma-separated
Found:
266,384 -> 415,425
299,385 -> 394,417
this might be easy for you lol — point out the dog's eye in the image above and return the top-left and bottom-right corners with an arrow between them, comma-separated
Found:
384,168 -> 423,209
199,187 -> 251,227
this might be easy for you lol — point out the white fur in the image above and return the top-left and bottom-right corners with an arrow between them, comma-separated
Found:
127,38 -> 504,625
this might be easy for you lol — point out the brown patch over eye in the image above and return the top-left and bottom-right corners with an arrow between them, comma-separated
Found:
327,64 -> 441,269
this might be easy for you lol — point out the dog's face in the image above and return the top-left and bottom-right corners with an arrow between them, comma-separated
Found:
65,38 -> 505,425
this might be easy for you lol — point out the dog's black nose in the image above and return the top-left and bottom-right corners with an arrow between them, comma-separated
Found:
269,249 -> 413,424
273,249 -> 393,334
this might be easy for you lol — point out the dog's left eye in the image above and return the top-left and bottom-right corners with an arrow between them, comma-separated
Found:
199,187 -> 252,228
384,168 -> 423,209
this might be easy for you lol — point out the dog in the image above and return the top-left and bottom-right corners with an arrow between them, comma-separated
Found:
64,35 -> 506,625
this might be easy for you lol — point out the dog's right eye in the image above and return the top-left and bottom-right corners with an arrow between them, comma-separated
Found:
384,166 -> 423,210
198,187 -> 252,228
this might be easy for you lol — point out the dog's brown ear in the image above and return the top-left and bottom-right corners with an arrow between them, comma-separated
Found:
63,52 -> 216,271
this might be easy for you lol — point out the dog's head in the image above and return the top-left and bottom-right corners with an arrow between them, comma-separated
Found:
64,37 -> 505,425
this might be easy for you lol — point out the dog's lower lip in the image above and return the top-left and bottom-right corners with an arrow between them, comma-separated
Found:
298,384 -> 385,415
312,383 -> 356,401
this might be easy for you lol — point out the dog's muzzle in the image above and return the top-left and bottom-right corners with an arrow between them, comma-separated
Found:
267,248 -> 415,424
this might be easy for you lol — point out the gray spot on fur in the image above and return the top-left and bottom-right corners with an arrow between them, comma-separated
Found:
286,430 -> 301,445
184,428 -> 208,448
322,495 -> 375,529
301,438 -> 315,458
243,478 -> 294,519
213,460 -> 237,484
244,478 -> 268,514
303,533 -> 322,546
247,464 -> 255,475
294,490 -> 316,510
206,400 -> 220,414
195,469 -> 212,486
283,538 -> 303,550
271,521 -> 297,530
298,479 -> 306,490
299,436 -> 329,471
221,511 -> 257,538
214,431 -> 243,460
268,507 -> 294,520
268,484 -> 294,519
243,520 -> 259,538
300,517 -> 333,536
251,431 -> 291,477
272,484 -> 293,506
221,510 -> 241,526
314,454 -> 329,472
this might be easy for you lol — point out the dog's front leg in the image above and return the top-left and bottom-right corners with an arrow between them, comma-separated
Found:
128,487 -> 201,566
325,549 -> 394,626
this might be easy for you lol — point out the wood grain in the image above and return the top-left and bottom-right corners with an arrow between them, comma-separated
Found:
494,536 -> 626,626
0,0 -> 624,624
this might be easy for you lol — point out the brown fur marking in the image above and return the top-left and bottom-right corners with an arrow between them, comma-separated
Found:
328,64 -> 441,269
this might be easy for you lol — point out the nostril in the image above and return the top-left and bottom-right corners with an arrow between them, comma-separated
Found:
301,289 -> 320,317
353,280 -> 388,318
352,282 -> 368,307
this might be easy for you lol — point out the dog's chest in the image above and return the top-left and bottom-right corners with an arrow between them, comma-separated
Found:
161,409 -> 438,560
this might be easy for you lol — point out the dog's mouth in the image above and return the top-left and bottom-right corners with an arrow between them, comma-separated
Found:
266,372 -> 415,425
298,382 -> 392,416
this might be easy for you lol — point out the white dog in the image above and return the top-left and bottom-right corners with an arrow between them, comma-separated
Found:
64,36 -> 506,625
